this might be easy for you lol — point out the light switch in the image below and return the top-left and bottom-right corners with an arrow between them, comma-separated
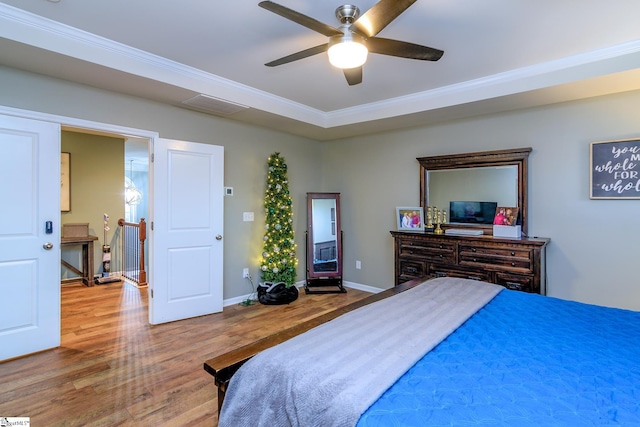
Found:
243,212 -> 254,222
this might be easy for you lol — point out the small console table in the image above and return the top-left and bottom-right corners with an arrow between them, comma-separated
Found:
61,235 -> 98,286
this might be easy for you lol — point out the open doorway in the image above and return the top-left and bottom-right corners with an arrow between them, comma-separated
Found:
58,125 -> 225,326
122,137 -> 150,288
1,108 -> 225,360
60,128 -> 149,297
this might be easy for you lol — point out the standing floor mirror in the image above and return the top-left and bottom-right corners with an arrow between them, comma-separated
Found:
305,192 -> 346,294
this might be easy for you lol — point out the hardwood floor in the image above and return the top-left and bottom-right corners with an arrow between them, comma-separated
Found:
0,281 -> 372,426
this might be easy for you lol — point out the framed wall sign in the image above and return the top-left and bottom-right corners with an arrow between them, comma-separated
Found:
61,152 -> 70,211
590,138 -> 640,199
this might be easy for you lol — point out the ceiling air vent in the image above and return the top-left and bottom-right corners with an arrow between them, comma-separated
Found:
181,94 -> 249,116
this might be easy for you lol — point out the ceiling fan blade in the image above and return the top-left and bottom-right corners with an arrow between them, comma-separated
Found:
343,67 -> 363,86
367,37 -> 444,61
265,44 -> 329,67
259,1 -> 343,37
353,0 -> 417,38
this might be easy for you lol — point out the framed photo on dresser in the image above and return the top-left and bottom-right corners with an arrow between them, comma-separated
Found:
396,207 -> 424,232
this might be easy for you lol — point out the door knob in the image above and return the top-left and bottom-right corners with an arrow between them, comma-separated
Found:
215,235 -> 223,241
43,242 -> 54,250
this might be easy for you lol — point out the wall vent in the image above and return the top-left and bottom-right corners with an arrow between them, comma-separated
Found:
181,94 -> 249,116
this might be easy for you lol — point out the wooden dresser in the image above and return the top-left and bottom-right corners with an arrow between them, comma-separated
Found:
391,231 -> 550,294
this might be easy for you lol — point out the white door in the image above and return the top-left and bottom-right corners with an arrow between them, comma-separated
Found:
150,138 -> 224,324
0,115 -> 60,360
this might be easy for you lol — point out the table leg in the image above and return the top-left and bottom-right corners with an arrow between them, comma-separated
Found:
87,242 -> 95,286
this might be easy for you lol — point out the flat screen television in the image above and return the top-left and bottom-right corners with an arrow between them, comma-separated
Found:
449,201 -> 498,224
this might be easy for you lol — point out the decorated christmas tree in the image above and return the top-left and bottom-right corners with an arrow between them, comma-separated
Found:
260,153 -> 298,287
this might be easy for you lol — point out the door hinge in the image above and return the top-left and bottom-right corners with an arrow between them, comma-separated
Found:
151,221 -> 154,231
151,153 -> 154,162
150,288 -> 153,298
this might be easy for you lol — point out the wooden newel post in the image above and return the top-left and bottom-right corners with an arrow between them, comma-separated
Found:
138,218 -> 147,287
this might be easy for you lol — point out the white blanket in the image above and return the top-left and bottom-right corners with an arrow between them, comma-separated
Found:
219,277 -> 502,427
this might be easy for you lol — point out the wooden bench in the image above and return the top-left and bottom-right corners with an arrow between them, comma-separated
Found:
203,278 -> 424,414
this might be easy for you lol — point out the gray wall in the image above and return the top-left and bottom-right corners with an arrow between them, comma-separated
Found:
0,66 -> 321,300
2,65 -> 640,310
324,90 -> 640,310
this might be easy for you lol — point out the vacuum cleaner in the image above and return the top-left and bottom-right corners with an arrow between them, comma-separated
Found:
96,213 -> 120,285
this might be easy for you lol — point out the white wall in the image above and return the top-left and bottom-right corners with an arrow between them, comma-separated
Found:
324,90 -> 640,310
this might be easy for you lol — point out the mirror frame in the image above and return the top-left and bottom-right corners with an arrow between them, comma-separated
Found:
418,147 -> 531,236
306,192 -> 342,279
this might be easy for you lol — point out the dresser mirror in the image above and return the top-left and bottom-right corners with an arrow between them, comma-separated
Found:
418,148 -> 531,236
305,192 -> 345,293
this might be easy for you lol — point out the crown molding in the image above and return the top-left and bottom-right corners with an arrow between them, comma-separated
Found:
326,39 -> 640,127
0,3 -> 326,126
2,3 -> 640,132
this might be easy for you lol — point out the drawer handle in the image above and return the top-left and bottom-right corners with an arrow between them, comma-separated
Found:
511,252 -> 515,256
409,251 -> 414,255
472,248 -> 477,252
438,254 -> 443,258
435,272 -> 448,278
511,262 -> 516,266
439,244 -> 443,249
505,281 -> 523,290
473,258 -> 477,262
467,276 -> 482,281
406,267 -> 418,274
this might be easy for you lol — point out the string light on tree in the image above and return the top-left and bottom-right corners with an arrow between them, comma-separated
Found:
260,152 -> 298,287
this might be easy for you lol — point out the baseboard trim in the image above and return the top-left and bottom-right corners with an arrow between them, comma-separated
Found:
342,281 -> 385,294
223,280 -> 385,307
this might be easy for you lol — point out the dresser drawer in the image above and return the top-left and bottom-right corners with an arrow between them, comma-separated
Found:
398,259 -> 425,281
428,264 -> 491,282
458,245 -> 532,272
399,239 -> 455,262
495,272 -> 535,293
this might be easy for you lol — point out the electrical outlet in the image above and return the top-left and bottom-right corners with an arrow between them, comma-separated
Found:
243,268 -> 249,278
243,212 -> 254,222
356,260 -> 361,269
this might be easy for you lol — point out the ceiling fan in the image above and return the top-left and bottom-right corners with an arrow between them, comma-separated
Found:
258,0 -> 444,86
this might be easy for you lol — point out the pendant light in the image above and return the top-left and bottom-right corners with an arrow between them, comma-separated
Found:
125,159 -> 142,206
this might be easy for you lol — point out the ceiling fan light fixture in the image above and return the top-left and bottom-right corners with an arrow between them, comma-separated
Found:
328,33 -> 368,69
260,1 -> 443,84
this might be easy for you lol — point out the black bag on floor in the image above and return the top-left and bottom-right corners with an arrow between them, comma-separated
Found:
257,281 -> 299,305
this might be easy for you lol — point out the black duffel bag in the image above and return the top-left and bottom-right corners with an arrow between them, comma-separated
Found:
257,281 -> 299,305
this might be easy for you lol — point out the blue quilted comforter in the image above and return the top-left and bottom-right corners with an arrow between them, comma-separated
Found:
358,290 -> 640,426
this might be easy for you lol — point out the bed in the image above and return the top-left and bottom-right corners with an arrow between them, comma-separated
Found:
313,240 -> 338,272
206,277 -> 640,426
